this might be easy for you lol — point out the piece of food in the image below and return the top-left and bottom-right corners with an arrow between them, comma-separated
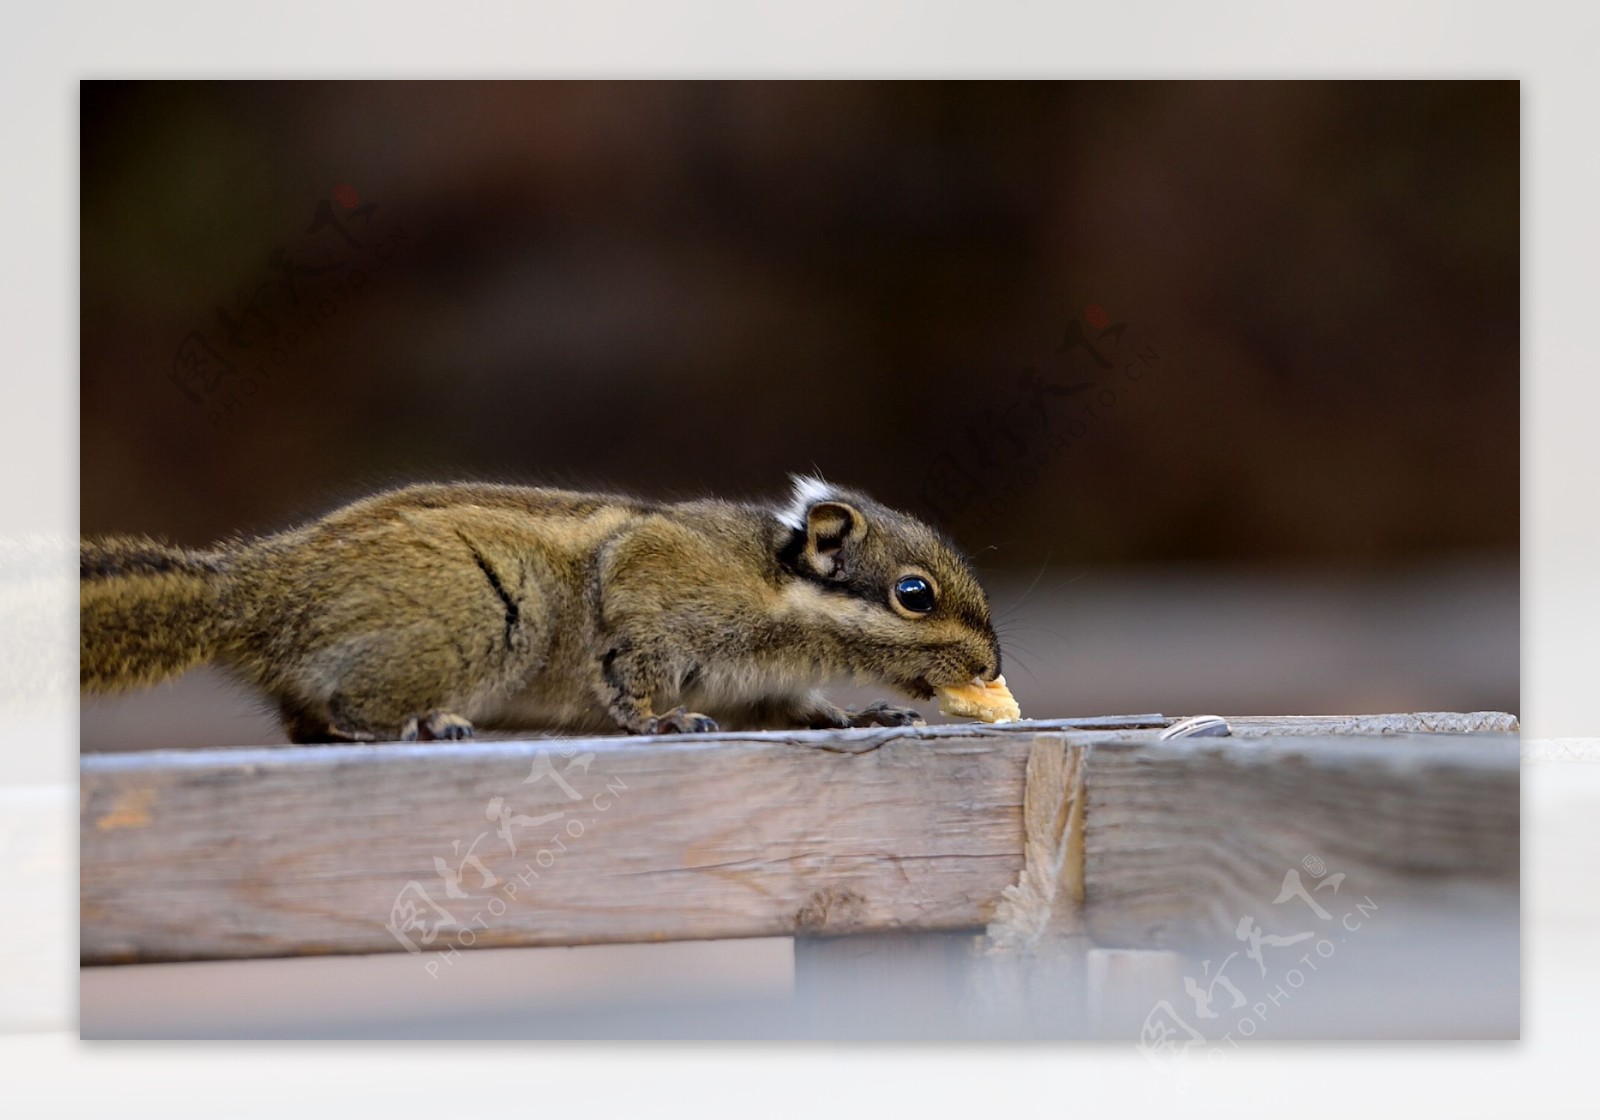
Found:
937,675 -> 1022,723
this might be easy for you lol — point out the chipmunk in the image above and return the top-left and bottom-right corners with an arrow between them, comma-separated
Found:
81,476 -> 1004,743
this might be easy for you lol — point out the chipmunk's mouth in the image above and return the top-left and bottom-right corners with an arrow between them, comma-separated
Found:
903,661 -> 990,699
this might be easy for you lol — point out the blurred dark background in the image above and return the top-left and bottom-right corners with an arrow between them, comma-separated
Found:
79,80 -> 1519,746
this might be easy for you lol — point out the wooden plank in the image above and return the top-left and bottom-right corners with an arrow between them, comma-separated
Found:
81,724 -> 1041,964
81,716 -> 1519,965
1081,733 -> 1519,950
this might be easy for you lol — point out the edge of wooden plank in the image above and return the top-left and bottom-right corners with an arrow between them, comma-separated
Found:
77,713 -> 1171,772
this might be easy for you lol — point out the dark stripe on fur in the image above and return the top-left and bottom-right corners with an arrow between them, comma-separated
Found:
462,538 -> 520,649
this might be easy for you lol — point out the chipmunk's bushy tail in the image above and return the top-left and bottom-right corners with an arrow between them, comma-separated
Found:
80,536 -> 230,692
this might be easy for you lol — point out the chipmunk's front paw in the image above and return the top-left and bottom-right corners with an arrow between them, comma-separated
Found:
846,700 -> 925,728
649,707 -> 719,735
400,710 -> 476,741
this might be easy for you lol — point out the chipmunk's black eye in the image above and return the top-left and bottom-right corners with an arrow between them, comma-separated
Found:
894,576 -> 936,614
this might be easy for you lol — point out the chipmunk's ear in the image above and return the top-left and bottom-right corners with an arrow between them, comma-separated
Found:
799,500 -> 867,580
778,474 -> 868,579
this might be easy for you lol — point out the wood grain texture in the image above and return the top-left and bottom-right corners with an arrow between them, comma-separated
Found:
1082,733 -> 1519,950
81,714 -> 1520,964
82,724 -> 1041,964
985,735 -> 1087,948
1226,711 -> 1520,736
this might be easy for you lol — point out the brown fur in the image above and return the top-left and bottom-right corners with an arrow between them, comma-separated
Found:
80,478 -> 1002,743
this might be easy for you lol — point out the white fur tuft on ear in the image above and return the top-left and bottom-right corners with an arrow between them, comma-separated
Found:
777,473 -> 835,532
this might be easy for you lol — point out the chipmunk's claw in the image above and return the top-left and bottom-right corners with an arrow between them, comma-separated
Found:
650,707 -> 719,735
846,700 -> 925,728
400,710 -> 476,741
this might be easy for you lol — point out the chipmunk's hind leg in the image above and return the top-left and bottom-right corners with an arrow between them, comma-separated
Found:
276,691 -> 476,744
278,697 -> 382,744
261,515 -> 552,744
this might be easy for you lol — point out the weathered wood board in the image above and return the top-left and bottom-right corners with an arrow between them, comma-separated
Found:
1081,734 -> 1519,949
82,724 -> 1041,964
80,715 -> 1518,964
